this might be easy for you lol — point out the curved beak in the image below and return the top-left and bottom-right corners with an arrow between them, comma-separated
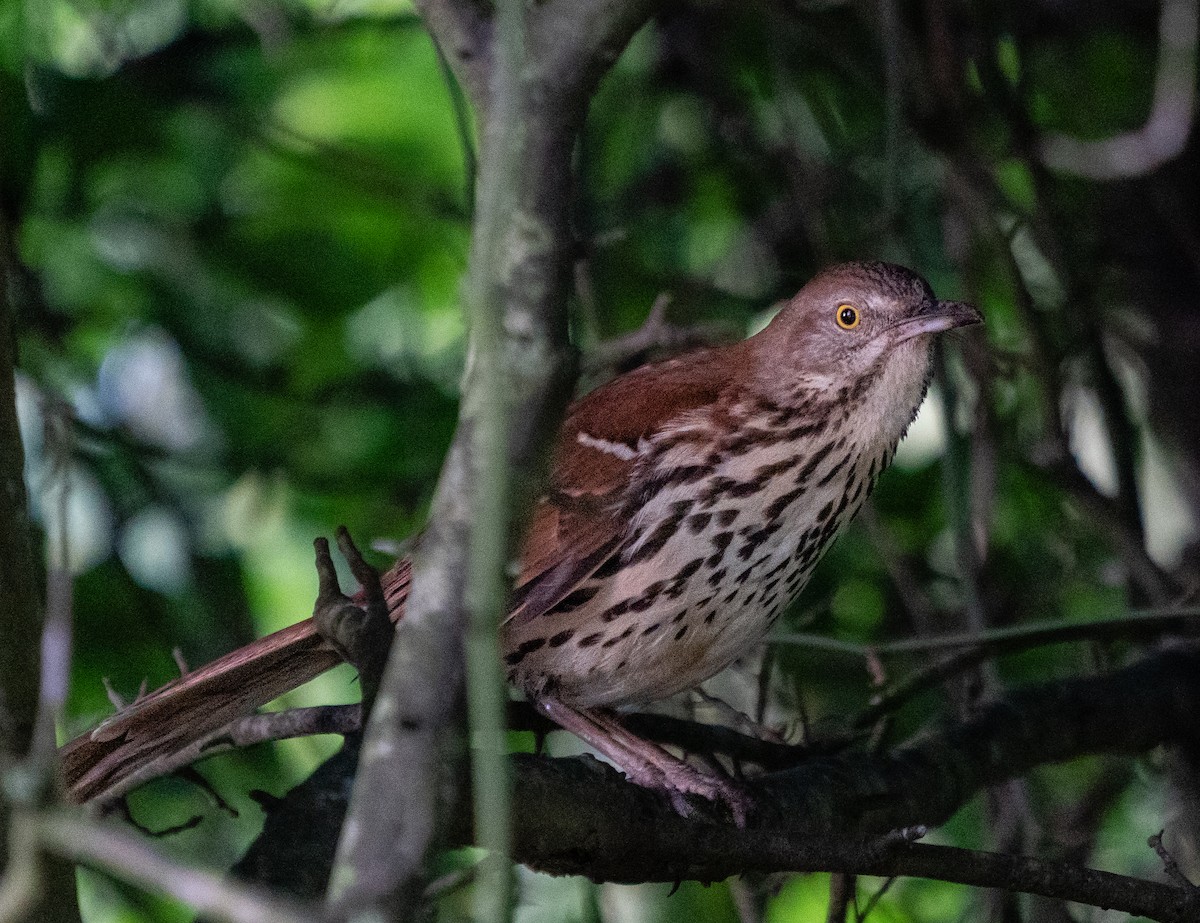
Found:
890,299 -> 983,343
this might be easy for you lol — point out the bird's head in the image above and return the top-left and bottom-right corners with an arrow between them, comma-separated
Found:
750,261 -> 982,445
757,260 -> 981,390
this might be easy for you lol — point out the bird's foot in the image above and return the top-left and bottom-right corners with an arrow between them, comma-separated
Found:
537,698 -> 753,827
625,759 -> 752,827
312,527 -> 394,713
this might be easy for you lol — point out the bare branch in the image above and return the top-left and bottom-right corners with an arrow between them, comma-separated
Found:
506,649 -> 1200,885
91,706 -> 361,807
1041,0 -> 1198,178
35,812 -> 313,923
325,1 -> 655,917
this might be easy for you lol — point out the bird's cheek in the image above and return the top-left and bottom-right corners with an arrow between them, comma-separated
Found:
849,335 -> 892,370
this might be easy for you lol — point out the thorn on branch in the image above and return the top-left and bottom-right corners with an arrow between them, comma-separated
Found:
102,677 -> 126,710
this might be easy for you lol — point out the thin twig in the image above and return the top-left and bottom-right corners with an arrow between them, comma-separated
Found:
33,399 -> 74,767
90,706 -> 360,808
854,876 -> 896,922
774,606 -> 1200,656
825,872 -> 855,923
432,36 -> 478,217
1149,830 -> 1199,891
851,608 -> 1200,729
36,812 -> 313,923
583,293 -> 734,378
452,2 -> 527,914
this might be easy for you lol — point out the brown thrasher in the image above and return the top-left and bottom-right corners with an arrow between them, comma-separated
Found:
61,261 -> 980,821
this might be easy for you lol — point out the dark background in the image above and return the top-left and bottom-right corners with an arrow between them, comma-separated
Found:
2,0 -> 1199,919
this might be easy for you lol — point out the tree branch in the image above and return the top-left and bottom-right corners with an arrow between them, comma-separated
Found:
90,706 -> 361,807
231,648 -> 1200,921
323,0 -> 654,917
0,201 -> 83,923
34,812 -> 313,923
0,202 -> 42,835
507,649 -> 1200,886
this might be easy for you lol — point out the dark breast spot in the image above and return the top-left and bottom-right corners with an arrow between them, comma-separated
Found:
630,593 -> 658,612
795,442 -> 834,483
674,558 -> 705,582
701,476 -> 737,507
592,554 -> 623,580
753,455 -> 802,480
658,465 -> 710,488
727,478 -> 769,499
504,637 -> 547,666
601,600 -> 632,622
816,458 -> 847,487
548,629 -> 575,647
624,510 -> 687,565
765,485 -> 806,522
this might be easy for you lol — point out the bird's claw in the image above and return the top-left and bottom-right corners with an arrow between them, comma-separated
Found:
628,761 -> 752,827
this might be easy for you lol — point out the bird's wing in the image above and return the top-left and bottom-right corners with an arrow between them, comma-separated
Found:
506,343 -> 745,624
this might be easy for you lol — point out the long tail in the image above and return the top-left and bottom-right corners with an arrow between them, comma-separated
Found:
60,559 -> 411,804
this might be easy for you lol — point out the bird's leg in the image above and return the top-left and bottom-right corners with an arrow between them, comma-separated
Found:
312,527 -> 394,716
537,697 -> 751,826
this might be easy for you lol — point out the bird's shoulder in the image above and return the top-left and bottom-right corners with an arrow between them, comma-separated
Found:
509,342 -> 749,622
552,342 -> 750,497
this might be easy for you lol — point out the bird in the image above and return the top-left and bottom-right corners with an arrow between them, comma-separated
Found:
61,261 -> 981,821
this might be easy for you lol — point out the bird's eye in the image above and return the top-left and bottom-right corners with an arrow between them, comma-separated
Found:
836,304 -> 860,330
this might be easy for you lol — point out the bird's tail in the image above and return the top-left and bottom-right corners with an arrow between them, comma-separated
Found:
59,559 -> 412,804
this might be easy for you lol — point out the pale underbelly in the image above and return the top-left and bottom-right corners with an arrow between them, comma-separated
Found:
505,487 -> 851,707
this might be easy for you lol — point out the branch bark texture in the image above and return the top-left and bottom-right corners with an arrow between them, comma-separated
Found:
0,208 -> 84,923
238,648 -> 1200,920
509,649 -> 1200,883
322,0 -> 654,918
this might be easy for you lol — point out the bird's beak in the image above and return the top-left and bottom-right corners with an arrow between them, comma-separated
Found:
890,300 -> 983,343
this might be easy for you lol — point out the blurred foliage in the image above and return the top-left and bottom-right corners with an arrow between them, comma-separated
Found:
2,0 -> 1199,921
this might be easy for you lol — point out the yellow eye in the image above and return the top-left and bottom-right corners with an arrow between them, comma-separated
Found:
836,304 -> 860,329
